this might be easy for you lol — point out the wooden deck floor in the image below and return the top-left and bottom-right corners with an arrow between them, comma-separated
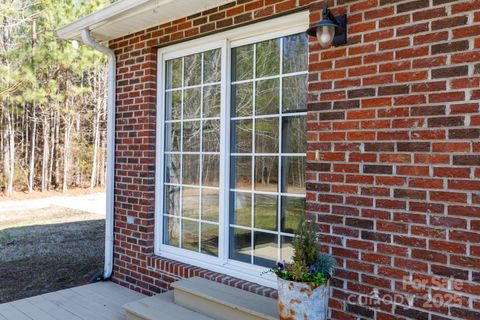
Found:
0,281 -> 145,320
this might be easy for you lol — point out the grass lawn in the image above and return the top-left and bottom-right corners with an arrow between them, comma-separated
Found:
0,206 -> 104,303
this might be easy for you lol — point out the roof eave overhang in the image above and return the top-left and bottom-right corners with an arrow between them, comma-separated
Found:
57,0 -> 234,42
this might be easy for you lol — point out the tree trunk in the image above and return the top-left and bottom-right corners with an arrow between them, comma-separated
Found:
28,106 -> 36,193
62,115 -> 72,193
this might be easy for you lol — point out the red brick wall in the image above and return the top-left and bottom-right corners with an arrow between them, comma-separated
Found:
110,0 -> 480,319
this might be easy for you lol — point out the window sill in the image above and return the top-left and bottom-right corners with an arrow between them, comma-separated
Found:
148,251 -> 278,289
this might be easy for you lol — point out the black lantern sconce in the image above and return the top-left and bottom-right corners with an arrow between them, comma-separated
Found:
307,6 -> 347,48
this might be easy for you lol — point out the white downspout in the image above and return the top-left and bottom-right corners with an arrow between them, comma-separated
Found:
81,29 -> 116,279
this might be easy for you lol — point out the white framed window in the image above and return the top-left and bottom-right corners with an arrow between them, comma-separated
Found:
155,11 -> 309,287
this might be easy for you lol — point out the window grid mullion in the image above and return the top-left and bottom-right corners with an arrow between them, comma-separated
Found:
250,42 -> 257,265
199,52 -> 205,254
277,37 -> 283,262
179,56 -> 185,249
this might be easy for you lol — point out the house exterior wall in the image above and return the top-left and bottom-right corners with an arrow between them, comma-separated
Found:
109,0 -> 480,319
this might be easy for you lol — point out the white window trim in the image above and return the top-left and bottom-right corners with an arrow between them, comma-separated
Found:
155,11 -> 309,288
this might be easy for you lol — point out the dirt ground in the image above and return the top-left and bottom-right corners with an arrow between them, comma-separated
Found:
0,206 -> 104,303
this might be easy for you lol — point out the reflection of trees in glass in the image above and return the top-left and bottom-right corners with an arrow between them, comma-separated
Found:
232,45 -> 254,81
182,154 -> 200,185
184,53 -> 202,86
283,156 -> 305,194
203,85 -> 221,117
166,58 -> 182,89
184,88 -> 201,119
256,79 -> 279,115
203,120 -> 220,152
282,75 -> 307,112
183,121 -> 201,152
232,156 -> 252,190
283,116 -> 306,153
256,39 -> 280,77
202,155 -> 220,187
255,118 -> 279,153
254,157 -> 278,192
233,119 -> 252,153
203,49 -> 221,83
231,83 -> 253,117
283,33 -> 308,74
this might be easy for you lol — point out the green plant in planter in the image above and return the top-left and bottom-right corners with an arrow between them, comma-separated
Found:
270,220 -> 336,288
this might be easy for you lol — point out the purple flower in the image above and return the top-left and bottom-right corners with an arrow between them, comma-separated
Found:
276,261 -> 285,270
309,264 -> 317,274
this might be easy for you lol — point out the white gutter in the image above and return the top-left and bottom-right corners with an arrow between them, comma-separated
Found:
81,29 -> 115,279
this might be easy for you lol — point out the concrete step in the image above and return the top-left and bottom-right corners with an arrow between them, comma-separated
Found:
123,290 -> 213,320
172,277 -> 278,320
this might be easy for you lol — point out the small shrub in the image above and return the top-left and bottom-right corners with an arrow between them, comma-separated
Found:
269,220 -> 336,288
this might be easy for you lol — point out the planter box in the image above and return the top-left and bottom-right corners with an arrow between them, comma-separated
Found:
277,278 -> 330,320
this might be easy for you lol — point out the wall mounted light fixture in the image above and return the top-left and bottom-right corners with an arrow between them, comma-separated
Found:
307,6 -> 347,48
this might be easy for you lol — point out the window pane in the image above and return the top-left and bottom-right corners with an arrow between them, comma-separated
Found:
203,154 -> 220,187
165,91 -> 182,121
203,85 -> 221,118
229,227 -> 251,263
184,53 -> 202,86
256,39 -> 280,77
230,192 -> 251,227
184,88 -> 201,119
232,44 -> 254,81
202,189 -> 219,222
254,156 -> 278,192
231,83 -> 253,117
182,220 -> 199,251
203,120 -> 220,152
282,156 -> 305,194
165,122 -> 181,152
164,185 -> 180,215
163,216 -> 180,247
255,78 -> 279,115
254,231 -> 277,267
282,116 -> 306,153
283,33 -> 308,74
231,156 -> 252,190
282,75 -> 307,112
201,223 -> 219,256
182,154 -> 200,185
254,194 -> 277,231
226,34 -> 307,268
204,49 -> 221,84
280,236 -> 294,263
182,187 -> 200,219
183,121 -> 201,152
281,196 -> 305,234
166,58 -> 182,89
232,119 -> 252,153
164,154 -> 181,184
255,118 -> 279,153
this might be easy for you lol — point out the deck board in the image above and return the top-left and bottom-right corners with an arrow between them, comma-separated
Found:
0,282 -> 145,320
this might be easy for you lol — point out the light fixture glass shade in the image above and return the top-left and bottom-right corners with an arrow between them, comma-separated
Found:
316,25 -> 335,48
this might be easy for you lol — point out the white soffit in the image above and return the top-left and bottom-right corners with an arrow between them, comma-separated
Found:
57,0 -> 234,42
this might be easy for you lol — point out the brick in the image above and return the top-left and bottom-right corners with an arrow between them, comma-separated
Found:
431,41 -> 469,55
397,0 -> 429,13
431,16 -> 468,30
431,66 -> 468,79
